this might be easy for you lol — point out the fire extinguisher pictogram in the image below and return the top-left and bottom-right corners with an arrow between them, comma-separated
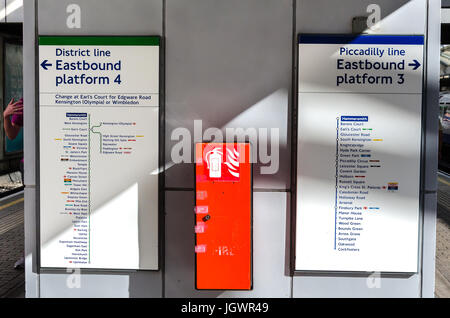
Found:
204,145 -> 240,181
205,148 -> 223,178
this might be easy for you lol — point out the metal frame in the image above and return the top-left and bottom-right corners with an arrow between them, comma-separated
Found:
24,0 -> 440,298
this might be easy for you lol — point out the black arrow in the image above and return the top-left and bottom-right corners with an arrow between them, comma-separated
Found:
408,59 -> 421,70
40,60 -> 52,70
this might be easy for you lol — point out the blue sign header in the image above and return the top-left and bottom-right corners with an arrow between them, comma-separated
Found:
341,116 -> 369,122
299,34 -> 424,45
66,112 -> 87,117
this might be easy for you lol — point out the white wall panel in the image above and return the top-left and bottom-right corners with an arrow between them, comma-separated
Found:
165,0 -> 293,190
297,0 -> 425,34
293,274 -> 420,298
6,0 -> 23,22
35,0 -> 163,297
165,191 -> 291,297
38,0 -> 162,35
293,0 -> 429,297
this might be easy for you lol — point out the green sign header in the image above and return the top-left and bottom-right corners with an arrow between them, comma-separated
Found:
39,36 -> 160,46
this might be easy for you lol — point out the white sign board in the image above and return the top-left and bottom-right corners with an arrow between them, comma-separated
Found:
296,35 -> 423,272
39,36 -> 160,270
